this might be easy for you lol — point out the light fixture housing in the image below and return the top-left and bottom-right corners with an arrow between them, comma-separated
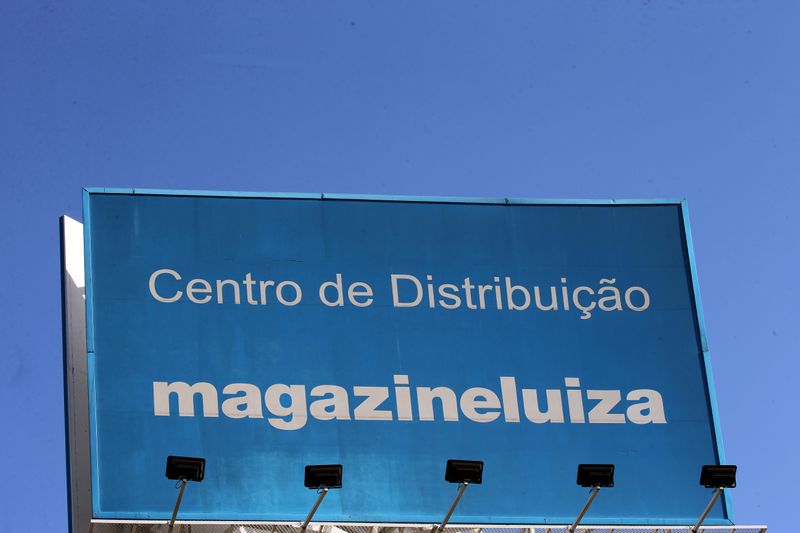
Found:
445,459 -> 483,484
576,464 -> 614,488
165,456 -> 205,482
304,464 -> 343,489
700,465 -> 737,488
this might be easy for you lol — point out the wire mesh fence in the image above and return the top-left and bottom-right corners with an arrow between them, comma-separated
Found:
88,523 -> 768,533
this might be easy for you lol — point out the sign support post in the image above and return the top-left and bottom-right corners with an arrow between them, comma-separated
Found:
433,482 -> 469,533
691,487 -> 724,533
168,479 -> 188,533
301,488 -> 329,533
567,486 -> 601,533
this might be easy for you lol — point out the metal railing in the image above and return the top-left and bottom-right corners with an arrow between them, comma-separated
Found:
88,522 -> 768,533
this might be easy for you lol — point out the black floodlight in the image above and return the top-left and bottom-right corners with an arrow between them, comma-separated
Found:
691,465 -> 738,532
568,464 -> 615,532
301,465 -> 342,532
700,465 -> 737,488
165,456 -> 205,532
434,459 -> 484,533
576,464 -> 614,488
304,464 -> 342,489
445,459 -> 483,484
165,456 -> 205,482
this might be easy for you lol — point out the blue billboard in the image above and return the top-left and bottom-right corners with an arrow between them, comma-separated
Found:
83,189 -> 729,525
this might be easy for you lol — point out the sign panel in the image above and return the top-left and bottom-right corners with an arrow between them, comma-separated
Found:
83,190 -> 728,525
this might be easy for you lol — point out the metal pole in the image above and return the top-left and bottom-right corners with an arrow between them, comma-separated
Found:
301,487 -> 329,532
690,488 -> 723,533
567,485 -> 601,533
433,482 -> 469,533
168,479 -> 188,532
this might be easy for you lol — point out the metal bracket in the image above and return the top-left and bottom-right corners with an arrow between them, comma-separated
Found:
301,488 -> 330,533
567,485 -> 601,533
690,487 -> 724,533
432,482 -> 469,533
168,479 -> 188,533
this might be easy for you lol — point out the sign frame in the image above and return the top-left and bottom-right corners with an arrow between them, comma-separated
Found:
73,188 -> 732,526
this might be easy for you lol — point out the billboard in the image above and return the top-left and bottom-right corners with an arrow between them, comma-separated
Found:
83,189 -> 729,526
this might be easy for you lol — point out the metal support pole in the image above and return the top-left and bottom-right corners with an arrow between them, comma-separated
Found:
433,482 -> 469,533
301,487 -> 329,533
690,487 -> 723,533
168,479 -> 188,533
567,485 -> 601,533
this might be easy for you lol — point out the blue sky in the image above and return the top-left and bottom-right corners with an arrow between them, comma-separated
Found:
0,1 -> 797,530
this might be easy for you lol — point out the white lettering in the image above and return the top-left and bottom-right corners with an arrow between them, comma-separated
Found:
319,274 -> 344,307
264,384 -> 307,430
153,381 -> 218,417
221,383 -> 263,418
309,385 -> 351,420
391,274 -> 423,308
149,376 -> 667,429
186,278 -> 212,304
276,281 -> 302,306
586,389 -> 625,423
348,282 -> 373,307
353,386 -> 392,420
417,387 -> 459,421
626,389 -> 667,424
460,387 -> 501,423
149,269 -> 182,303
521,389 -> 564,423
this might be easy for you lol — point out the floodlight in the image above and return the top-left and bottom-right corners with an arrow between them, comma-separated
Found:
304,464 -> 343,489
691,464 -> 738,532
165,456 -> 205,482
700,465 -> 736,488
445,460 -> 484,484
568,464 -> 615,533
576,464 -> 614,488
433,459 -> 484,533
165,456 -> 205,532
300,464 -> 343,532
